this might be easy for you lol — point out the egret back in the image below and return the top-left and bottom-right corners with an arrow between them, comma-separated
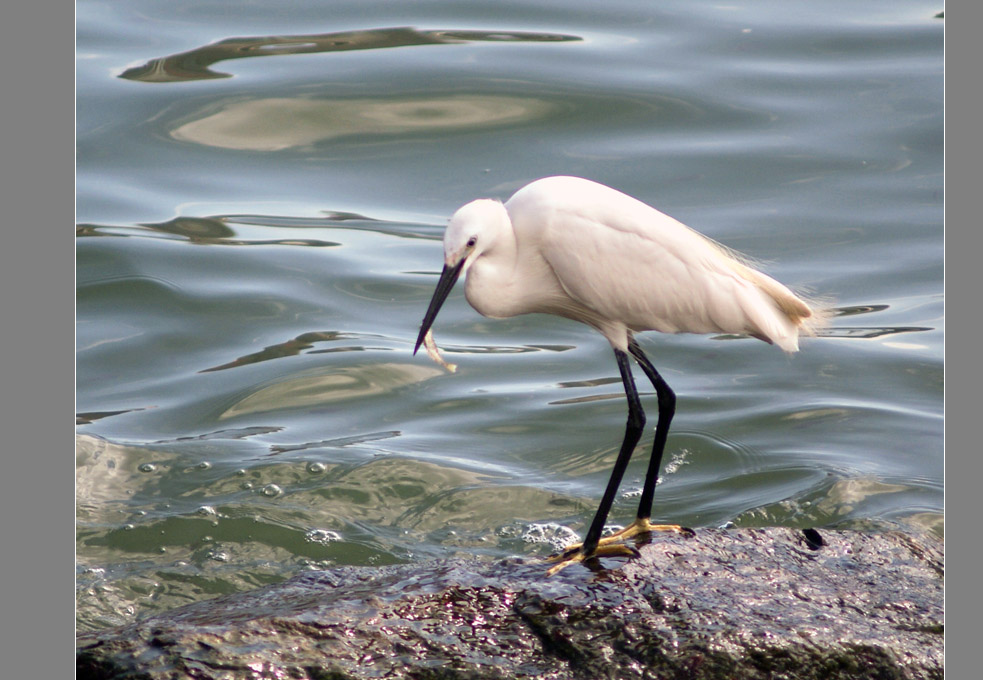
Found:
505,176 -> 813,352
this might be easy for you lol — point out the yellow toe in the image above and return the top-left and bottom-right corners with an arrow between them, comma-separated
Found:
544,520 -> 694,575
596,519 -> 692,547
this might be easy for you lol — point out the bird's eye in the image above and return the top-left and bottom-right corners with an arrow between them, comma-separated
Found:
467,237 -> 477,248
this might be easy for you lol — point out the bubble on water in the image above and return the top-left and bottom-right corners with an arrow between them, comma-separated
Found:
235,468 -> 247,476
306,462 -> 327,474
305,529 -> 342,545
208,550 -> 230,562
197,461 -> 212,470
122,523 -> 135,531
521,522 -> 581,553
196,505 -> 217,517
241,481 -> 254,490
261,484 -> 283,497
138,463 -> 157,473
663,450 -> 690,476
601,523 -> 625,537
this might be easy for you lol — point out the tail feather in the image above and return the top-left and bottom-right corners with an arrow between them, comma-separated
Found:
727,260 -> 820,353
700,233 -> 822,349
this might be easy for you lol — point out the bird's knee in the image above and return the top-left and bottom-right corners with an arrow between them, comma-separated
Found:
658,391 -> 676,414
656,385 -> 676,412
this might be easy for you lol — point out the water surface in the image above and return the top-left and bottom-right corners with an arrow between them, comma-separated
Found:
76,0 -> 944,631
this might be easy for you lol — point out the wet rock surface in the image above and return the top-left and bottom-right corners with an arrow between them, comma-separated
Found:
77,527 -> 943,679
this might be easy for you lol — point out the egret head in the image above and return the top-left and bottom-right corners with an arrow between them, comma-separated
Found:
414,199 -> 509,355
443,199 -> 508,269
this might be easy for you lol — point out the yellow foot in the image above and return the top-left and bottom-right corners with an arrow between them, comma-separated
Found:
545,542 -> 639,576
597,518 -> 694,548
545,519 -> 695,576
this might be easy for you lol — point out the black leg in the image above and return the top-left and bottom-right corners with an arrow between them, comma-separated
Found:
628,339 -> 676,522
579,348 -> 647,555
547,342 -> 687,574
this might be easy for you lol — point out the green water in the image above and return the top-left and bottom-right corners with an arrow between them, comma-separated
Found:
76,0 -> 944,631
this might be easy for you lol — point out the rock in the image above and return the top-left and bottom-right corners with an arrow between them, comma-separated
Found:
76,527 -> 943,679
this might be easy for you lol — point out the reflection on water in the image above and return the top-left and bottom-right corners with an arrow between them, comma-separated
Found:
145,216 -> 236,240
78,212 -> 421,242
169,95 -> 559,151
157,426 -> 285,444
219,362 -> 444,419
77,216 -> 344,246
816,477 -> 908,514
77,435 -> 171,513
269,430 -> 401,455
201,331 -> 357,372
120,27 -> 581,83
816,305 -> 932,339
76,407 -> 149,425
819,326 -> 932,339
834,304 -> 890,317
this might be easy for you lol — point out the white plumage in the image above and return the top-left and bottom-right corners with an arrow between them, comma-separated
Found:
444,176 -> 812,352
415,175 -> 817,574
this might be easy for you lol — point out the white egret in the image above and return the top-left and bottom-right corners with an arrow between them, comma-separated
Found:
414,176 -> 817,575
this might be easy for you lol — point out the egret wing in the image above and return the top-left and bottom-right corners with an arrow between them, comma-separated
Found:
542,201 -> 803,349
507,177 -> 809,350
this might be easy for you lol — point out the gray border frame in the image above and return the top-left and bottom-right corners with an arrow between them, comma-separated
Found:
1,2 -> 76,676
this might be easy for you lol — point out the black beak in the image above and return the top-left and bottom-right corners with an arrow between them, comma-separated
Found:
414,260 -> 466,355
